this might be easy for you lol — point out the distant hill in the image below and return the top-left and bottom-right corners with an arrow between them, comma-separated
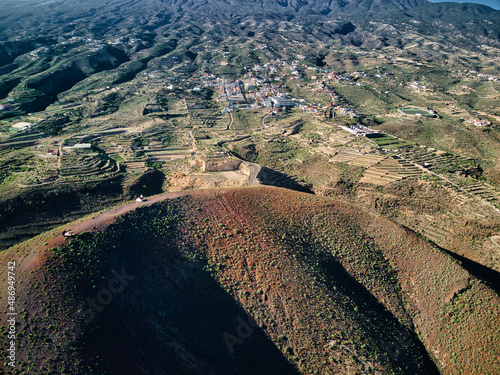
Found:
0,0 -> 498,113
0,0 -> 497,42
0,187 -> 499,374
428,0 -> 500,10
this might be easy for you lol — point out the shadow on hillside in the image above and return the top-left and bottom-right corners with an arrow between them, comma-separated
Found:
444,249 -> 500,295
127,168 -> 165,198
0,175 -> 125,250
80,234 -> 299,375
257,166 -> 313,194
318,257 -> 440,375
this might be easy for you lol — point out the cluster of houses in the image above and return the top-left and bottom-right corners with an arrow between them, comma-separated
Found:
468,119 -> 492,127
148,55 -> 403,119
457,70 -> 499,82
25,37 -> 120,61
28,47 -> 49,59
213,76 -> 300,111
207,72 -> 364,116
409,81 -> 429,91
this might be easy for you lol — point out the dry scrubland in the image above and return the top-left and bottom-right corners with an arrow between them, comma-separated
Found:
0,187 -> 498,374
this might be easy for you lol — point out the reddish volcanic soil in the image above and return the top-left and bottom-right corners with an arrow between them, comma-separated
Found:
0,187 -> 498,375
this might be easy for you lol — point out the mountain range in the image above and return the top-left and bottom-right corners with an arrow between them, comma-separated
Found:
0,0 -> 498,42
0,0 -> 499,114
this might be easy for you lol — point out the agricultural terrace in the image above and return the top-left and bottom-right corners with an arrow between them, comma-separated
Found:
371,135 -> 414,149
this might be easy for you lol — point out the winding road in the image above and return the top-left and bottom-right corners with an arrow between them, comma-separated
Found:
262,110 -> 272,128
227,108 -> 233,130
246,161 -> 261,186
220,145 -> 261,186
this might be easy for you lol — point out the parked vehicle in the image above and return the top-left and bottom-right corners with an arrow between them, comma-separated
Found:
62,230 -> 75,237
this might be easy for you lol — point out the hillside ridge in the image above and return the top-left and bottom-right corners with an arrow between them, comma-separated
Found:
0,186 -> 498,374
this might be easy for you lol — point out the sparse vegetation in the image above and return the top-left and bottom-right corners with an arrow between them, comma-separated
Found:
1,187 -> 499,374
0,0 -> 499,373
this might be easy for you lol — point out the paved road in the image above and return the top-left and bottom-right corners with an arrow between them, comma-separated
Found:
227,109 -> 233,130
262,111 -> 272,128
221,146 -> 261,186
246,162 -> 261,186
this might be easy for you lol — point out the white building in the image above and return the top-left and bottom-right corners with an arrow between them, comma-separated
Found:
271,97 -> 295,108
63,143 -> 92,150
11,122 -> 33,131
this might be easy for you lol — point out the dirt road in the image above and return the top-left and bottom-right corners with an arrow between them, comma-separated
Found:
46,192 -> 188,250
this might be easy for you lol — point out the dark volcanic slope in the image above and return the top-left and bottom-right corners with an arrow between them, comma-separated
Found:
0,187 -> 499,374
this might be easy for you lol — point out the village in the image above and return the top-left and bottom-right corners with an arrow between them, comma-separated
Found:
0,40 -> 499,205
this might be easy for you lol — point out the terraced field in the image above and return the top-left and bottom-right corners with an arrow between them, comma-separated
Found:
420,223 -> 453,245
122,161 -> 146,169
329,151 -> 376,164
328,129 -> 357,145
327,152 -> 423,186
396,148 -> 500,208
59,152 -> 119,182
371,135 -> 414,150
401,149 -> 474,172
359,157 -> 424,186
146,146 -> 193,162
461,182 -> 500,207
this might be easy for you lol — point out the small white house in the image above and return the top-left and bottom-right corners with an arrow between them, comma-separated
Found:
11,122 -> 33,132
